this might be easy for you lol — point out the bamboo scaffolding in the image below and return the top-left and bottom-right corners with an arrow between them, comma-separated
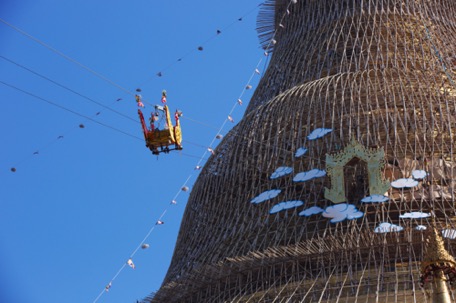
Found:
147,1 -> 456,302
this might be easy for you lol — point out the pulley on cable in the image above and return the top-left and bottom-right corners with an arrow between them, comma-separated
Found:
137,90 -> 183,155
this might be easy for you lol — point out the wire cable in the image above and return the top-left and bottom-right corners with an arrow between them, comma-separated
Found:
0,80 -> 142,141
0,18 -> 135,96
0,55 -> 138,123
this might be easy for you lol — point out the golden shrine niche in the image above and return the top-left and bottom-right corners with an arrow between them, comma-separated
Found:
325,139 -> 390,203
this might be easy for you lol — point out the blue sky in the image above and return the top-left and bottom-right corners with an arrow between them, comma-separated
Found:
0,1 -> 265,302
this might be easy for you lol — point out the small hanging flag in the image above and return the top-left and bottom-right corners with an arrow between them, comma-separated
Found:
208,148 -> 215,155
237,99 -> 243,105
10,167 -> 16,172
228,115 -> 234,123
161,90 -> 167,103
171,200 -> 177,205
33,151 -> 39,155
141,243 -> 150,249
96,112 -> 100,116
136,88 -> 142,92
177,58 -> 182,62
255,69 -> 260,74
127,258 -> 135,269
195,166 -> 202,170
246,85 -> 252,90
116,98 -> 122,101
57,135 -> 64,139
156,220 -> 165,225
105,282 -> 112,292
79,124 -> 85,128
157,72 -> 163,77
198,46 -> 203,51
182,186 -> 189,192
216,29 -> 221,35
135,95 -> 144,108
238,17 -> 242,21
216,134 -> 223,139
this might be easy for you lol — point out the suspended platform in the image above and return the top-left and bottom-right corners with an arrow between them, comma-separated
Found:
138,105 -> 182,155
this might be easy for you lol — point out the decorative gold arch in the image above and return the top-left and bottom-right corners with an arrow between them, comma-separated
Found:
324,139 -> 390,203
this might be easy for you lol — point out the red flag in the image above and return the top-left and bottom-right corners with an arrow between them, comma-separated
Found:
161,90 -> 167,103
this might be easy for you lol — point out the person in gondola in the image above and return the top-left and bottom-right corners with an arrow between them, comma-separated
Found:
149,111 -> 159,131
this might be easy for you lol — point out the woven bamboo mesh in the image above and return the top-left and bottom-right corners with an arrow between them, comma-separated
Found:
148,0 -> 456,302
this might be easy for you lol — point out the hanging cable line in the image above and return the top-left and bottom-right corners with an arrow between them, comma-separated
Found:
142,3 -> 264,85
0,2 -> 264,108
0,17 -> 135,96
0,55 -> 138,123
0,80 -> 142,141
92,172 -> 195,303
